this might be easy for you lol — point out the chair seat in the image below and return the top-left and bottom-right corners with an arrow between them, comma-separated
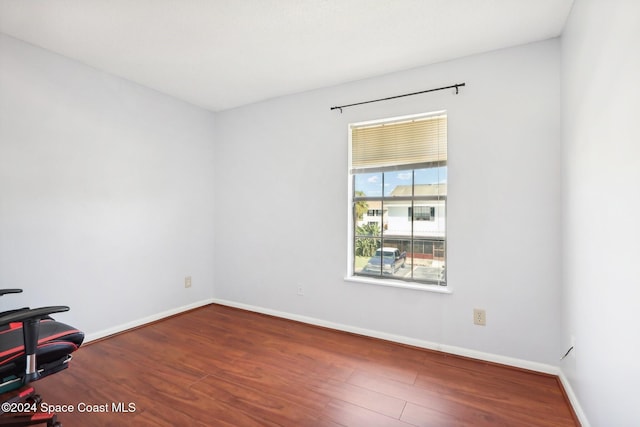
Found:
0,320 -> 84,391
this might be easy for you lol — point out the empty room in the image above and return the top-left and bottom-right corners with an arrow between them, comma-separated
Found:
0,0 -> 638,426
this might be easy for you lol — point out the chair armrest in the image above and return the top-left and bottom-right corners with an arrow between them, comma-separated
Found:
0,306 -> 69,326
0,288 -> 23,297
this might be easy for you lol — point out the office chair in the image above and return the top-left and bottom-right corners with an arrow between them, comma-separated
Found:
0,290 -> 84,427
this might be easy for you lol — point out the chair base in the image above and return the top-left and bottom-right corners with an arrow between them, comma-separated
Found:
0,387 -> 60,427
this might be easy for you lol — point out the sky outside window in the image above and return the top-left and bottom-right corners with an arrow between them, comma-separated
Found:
354,167 -> 447,197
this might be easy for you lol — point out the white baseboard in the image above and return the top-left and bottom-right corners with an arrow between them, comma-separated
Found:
558,371 -> 590,427
212,298 -> 557,373
83,297 -> 216,343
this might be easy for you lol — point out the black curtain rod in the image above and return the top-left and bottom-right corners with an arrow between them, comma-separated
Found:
330,82 -> 466,113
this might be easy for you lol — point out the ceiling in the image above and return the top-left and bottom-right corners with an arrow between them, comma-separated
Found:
0,0 -> 574,112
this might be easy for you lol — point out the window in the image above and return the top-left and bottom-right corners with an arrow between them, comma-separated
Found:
409,206 -> 435,221
349,112 -> 447,286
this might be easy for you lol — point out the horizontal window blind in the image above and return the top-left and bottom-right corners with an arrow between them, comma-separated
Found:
351,114 -> 447,171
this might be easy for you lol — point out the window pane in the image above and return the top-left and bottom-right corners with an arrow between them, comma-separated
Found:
354,172 -> 382,197
357,241 -> 410,278
354,237 -> 381,276
413,202 -> 445,237
354,197 -> 382,238
411,239 -> 446,283
380,199 -> 407,237
380,239 -> 410,279
415,166 -> 447,186
384,169 -> 413,197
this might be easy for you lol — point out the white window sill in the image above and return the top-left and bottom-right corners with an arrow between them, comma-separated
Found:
344,276 -> 452,294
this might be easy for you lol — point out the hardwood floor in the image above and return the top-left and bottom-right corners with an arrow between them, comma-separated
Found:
28,304 -> 578,426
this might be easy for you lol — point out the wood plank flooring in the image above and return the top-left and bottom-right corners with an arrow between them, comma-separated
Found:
27,304 -> 578,426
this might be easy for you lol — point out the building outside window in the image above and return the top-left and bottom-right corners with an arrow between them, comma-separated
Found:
349,112 -> 447,285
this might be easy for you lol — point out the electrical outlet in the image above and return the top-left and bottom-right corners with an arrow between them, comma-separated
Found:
297,286 -> 304,296
184,276 -> 192,288
473,308 -> 486,326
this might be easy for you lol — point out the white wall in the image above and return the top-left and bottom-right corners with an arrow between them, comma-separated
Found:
561,0 -> 640,425
0,34 -> 216,335
214,39 -> 563,366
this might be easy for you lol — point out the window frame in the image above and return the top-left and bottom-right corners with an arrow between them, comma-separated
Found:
346,111 -> 450,293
